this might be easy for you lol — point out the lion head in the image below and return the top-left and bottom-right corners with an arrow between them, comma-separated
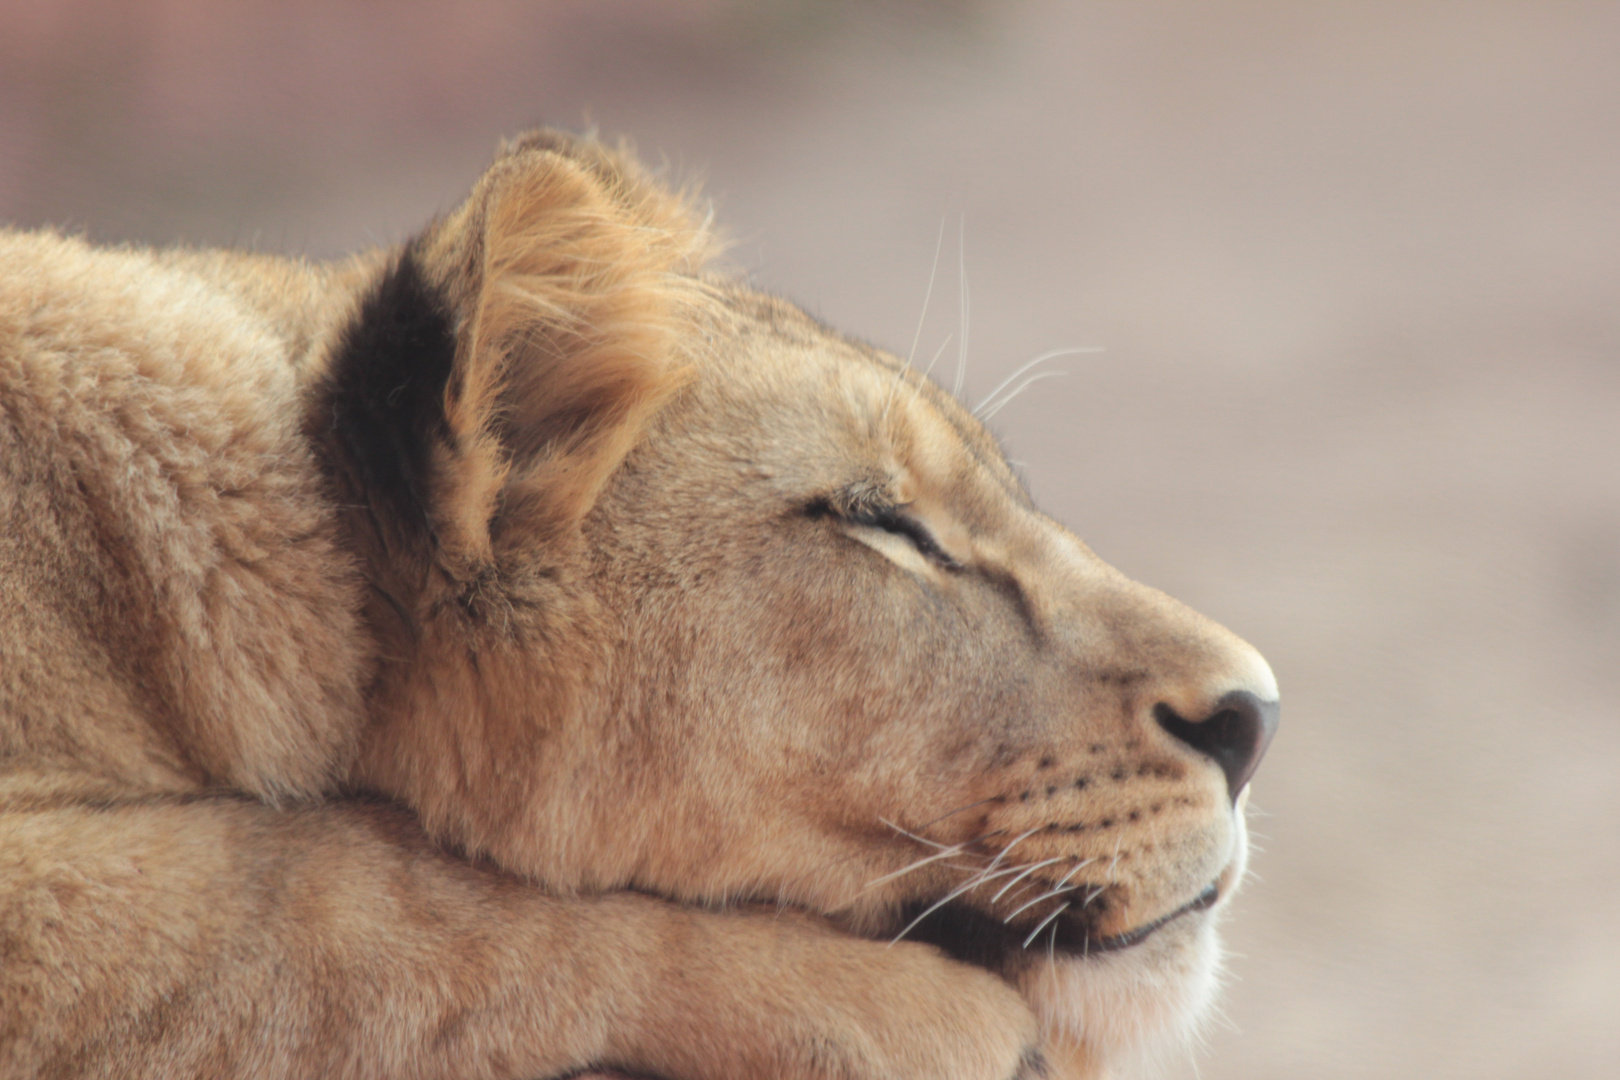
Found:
321,131 -> 1278,1076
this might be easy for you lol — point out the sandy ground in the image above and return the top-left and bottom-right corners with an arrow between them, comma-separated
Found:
4,3 -> 1617,1077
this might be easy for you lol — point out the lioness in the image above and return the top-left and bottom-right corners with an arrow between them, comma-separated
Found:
0,131 -> 1277,1080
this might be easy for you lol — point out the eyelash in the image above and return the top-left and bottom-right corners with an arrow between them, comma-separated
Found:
845,505 -> 957,568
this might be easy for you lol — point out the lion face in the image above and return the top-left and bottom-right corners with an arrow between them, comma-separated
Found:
337,133 -> 1277,1072
563,288 -> 1277,1062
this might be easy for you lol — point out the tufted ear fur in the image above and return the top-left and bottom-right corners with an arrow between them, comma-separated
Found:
319,130 -> 718,588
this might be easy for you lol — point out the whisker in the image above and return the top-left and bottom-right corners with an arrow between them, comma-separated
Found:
999,851 -> 1096,914
921,333 -> 954,381
878,818 -> 956,851
935,861 -> 991,875
982,826 -> 1045,873
991,856 -> 1066,904
906,334 -> 958,414
1021,901 -> 1071,949
964,862 -> 1035,894
863,846 -> 966,888
882,218 -> 946,422
912,797 -> 1004,833
977,371 -> 1069,421
1008,877 -> 1052,904
1055,857 -> 1097,888
888,865 -> 1023,947
1003,883 -> 1078,920
953,216 -> 969,400
972,347 -> 1101,417
881,819 -> 1007,861
908,218 -> 946,370
955,857 -> 1035,898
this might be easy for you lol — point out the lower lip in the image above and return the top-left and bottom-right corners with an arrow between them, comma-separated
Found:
886,880 -> 1222,971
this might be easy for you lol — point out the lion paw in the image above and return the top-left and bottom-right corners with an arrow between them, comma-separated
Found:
747,927 -> 1038,1079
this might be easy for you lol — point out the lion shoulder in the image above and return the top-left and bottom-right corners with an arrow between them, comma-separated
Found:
0,228 -> 370,802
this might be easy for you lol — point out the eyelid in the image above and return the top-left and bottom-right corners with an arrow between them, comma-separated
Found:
848,505 -> 957,568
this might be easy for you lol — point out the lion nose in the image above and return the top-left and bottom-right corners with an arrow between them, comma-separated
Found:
1154,691 -> 1279,802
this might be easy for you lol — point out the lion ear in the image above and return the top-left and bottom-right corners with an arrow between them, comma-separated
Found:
324,131 -> 716,575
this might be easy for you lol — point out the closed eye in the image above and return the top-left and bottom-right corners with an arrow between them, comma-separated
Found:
846,505 -> 958,569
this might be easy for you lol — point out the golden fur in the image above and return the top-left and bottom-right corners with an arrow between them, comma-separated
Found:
0,131 -> 1278,1080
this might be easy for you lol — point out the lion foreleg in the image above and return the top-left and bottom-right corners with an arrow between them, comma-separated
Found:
0,796 -> 1036,1080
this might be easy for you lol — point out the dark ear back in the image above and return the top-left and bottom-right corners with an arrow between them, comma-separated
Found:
320,250 -> 458,558
320,131 -> 719,581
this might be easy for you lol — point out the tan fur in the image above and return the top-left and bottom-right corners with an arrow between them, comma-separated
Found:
0,132 -> 1276,1080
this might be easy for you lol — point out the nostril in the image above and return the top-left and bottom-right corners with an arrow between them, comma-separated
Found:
1154,690 -> 1280,803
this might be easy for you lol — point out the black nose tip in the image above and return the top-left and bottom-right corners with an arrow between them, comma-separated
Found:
1154,690 -> 1279,802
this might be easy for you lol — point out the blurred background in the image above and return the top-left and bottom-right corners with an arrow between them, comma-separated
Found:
4,2 -> 1616,1076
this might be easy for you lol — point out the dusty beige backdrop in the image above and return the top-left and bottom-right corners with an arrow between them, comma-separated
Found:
5,2 -> 1616,1077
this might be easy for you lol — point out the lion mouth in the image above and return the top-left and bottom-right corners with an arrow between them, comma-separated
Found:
890,883 -> 1220,973
1078,884 -> 1220,953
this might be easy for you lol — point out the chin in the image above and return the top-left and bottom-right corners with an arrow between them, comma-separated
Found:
1022,812 -> 1250,1078
1018,908 -> 1223,1077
